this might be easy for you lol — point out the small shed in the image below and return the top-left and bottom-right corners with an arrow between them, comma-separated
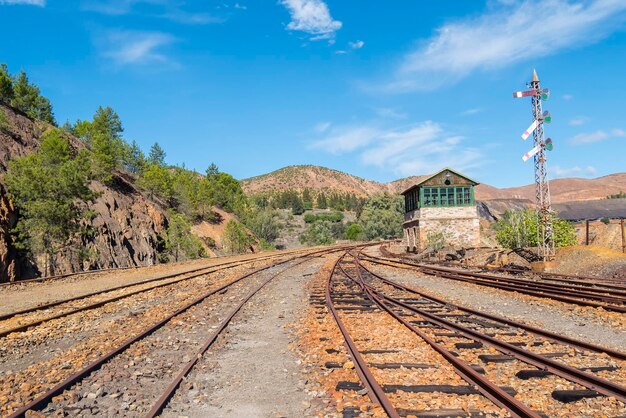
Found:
401,168 -> 480,252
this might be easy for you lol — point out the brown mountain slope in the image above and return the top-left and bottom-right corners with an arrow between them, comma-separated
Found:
241,165 -> 626,204
240,165 -> 390,197
493,174 -> 626,203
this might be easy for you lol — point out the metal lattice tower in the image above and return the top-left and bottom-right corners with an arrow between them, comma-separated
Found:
529,70 -> 555,261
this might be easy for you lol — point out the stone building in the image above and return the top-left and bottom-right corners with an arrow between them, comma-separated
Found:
402,168 -> 480,252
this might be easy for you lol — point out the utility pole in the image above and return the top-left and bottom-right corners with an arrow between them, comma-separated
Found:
513,69 -> 555,261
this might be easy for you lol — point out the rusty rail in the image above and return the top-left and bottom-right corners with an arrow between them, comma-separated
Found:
326,254 -> 400,418
355,258 -> 626,404
358,261 -> 626,361
145,254 -> 325,417
0,247 -> 346,338
6,247 -> 341,418
340,259 -> 538,418
363,255 -> 626,313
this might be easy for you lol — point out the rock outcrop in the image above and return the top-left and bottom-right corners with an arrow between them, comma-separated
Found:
0,103 -> 168,281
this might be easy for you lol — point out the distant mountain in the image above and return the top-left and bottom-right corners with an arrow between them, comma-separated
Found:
241,165 -> 626,204
481,173 -> 626,203
240,165 -> 391,197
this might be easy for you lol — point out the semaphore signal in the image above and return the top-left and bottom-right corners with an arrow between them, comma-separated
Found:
513,69 -> 555,261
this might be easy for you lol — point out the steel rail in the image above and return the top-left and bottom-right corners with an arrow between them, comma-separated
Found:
0,246 -> 322,288
0,256 -> 290,338
492,266 -> 626,287
367,254 -> 626,302
0,247 -> 339,338
415,264 -> 626,302
144,253 -> 327,417
6,247 -> 341,418
377,244 -> 626,288
0,248 -> 321,321
0,266 -> 137,288
326,254 -> 400,418
416,265 -> 626,306
358,260 -> 626,361
362,256 -> 626,314
355,260 -> 626,404
1,259 -> 252,322
338,259 -> 538,418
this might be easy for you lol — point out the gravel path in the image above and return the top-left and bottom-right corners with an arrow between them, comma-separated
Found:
37,261 -> 301,417
161,256 -> 326,417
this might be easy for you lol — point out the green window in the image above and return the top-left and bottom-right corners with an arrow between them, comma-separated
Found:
420,186 -> 474,207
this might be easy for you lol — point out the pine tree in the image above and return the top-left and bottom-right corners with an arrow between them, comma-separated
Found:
92,106 -> 123,139
317,192 -> 327,209
223,220 -> 252,254
291,195 -> 305,215
206,162 -> 219,177
11,70 -> 55,125
5,129 -> 95,275
0,64 -> 13,104
164,212 -> 206,262
124,140 -> 147,174
148,142 -> 166,166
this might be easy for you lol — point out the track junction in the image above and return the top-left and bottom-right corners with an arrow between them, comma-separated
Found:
0,243 -> 624,417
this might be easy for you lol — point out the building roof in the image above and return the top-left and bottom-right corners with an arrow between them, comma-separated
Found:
553,199 -> 626,221
401,168 -> 480,195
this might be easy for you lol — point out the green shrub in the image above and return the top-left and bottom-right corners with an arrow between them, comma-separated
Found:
299,220 -> 335,245
492,209 -> 576,249
303,211 -> 344,223
345,223 -> 364,241
163,212 -> 206,261
223,220 -> 253,254
358,194 -> 404,240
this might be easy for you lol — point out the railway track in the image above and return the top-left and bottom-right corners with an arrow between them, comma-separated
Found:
362,253 -> 626,313
0,246 -> 327,289
0,247 -> 339,339
3,246 -> 348,417
380,244 -> 626,288
321,252 -> 626,417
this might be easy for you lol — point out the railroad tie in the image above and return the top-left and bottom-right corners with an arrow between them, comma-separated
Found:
516,365 -> 619,380
552,389 -> 601,403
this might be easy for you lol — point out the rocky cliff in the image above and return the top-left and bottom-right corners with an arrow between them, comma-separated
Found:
0,103 -> 169,282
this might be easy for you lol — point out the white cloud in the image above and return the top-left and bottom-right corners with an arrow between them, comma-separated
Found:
349,40 -> 364,49
383,0 -> 626,91
83,0 -> 161,15
310,121 -> 482,176
568,116 -> 588,126
101,30 -> 177,67
552,165 -> 597,178
570,128 -> 626,145
314,121 -> 331,133
234,3 -> 247,10
83,0 -> 219,24
0,0 -> 44,5
563,94 -> 574,101
461,108 -> 482,116
162,9 -> 221,25
375,107 -> 407,120
281,0 -> 342,40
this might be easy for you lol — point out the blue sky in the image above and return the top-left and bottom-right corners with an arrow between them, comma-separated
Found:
1,0 -> 625,188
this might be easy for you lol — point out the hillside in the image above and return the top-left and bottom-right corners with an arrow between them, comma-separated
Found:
240,165 -> 390,197
0,103 -> 173,281
241,165 -> 626,204
0,103 -> 252,281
